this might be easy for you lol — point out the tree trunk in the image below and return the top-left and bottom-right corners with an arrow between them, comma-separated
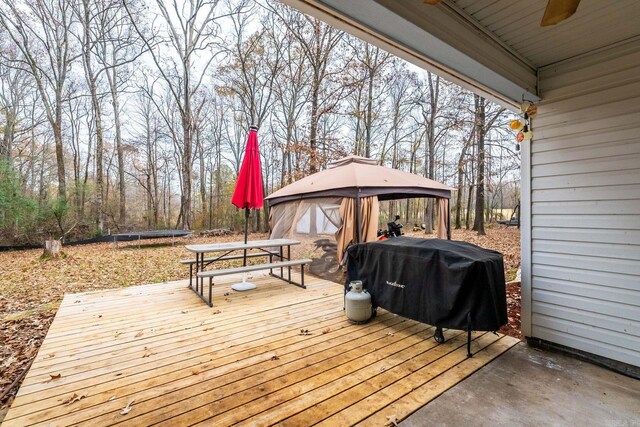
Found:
81,0 -> 104,233
43,240 -> 62,259
472,95 -> 486,235
197,128 -> 207,228
180,93 -> 193,231
309,70 -> 320,173
109,69 -> 126,226
53,105 -> 67,200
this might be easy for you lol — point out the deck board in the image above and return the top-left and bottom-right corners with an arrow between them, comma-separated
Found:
3,273 -> 519,426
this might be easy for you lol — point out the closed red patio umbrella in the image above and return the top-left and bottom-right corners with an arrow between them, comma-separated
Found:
231,125 -> 264,291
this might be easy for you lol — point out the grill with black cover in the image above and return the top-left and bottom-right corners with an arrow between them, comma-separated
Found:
346,237 -> 508,357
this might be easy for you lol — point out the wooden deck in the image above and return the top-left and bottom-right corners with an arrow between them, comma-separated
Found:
3,273 -> 519,426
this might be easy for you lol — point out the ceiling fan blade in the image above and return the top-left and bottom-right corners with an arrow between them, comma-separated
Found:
541,0 -> 580,26
423,0 -> 443,5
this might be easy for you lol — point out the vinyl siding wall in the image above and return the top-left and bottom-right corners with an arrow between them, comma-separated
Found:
524,39 -> 640,367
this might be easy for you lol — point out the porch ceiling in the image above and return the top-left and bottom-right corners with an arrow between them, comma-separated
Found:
281,0 -> 640,108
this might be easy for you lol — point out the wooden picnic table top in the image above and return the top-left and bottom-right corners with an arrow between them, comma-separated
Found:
185,238 -> 301,253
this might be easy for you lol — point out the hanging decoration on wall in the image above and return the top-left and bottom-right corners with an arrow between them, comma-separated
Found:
510,101 -> 536,151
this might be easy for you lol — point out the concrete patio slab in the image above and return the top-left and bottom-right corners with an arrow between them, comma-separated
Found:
401,342 -> 640,427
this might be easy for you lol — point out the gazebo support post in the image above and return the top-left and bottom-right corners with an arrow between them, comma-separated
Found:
447,199 -> 452,240
355,195 -> 362,243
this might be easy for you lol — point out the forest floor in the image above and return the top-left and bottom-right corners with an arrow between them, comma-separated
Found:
0,225 -> 521,415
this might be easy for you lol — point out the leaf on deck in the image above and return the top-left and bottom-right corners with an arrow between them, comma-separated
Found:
45,373 -> 62,383
120,399 -> 135,415
62,392 -> 87,405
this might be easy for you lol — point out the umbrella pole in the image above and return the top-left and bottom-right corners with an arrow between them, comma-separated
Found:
243,206 -> 249,266
232,206 -> 256,291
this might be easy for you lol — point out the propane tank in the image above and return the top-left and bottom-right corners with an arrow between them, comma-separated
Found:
345,280 -> 372,323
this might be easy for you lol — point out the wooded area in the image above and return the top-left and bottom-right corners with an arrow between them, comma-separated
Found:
0,0 -> 520,244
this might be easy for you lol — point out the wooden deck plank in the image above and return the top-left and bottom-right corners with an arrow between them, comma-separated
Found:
24,292 -> 338,377
3,273 -> 519,427
13,314 -> 402,425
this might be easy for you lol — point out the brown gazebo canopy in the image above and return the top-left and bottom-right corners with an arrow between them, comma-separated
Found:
266,155 -> 453,262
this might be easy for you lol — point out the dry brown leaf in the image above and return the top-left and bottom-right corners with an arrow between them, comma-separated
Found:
134,331 -> 144,338
321,327 -> 331,334
142,351 -> 155,358
181,310 -> 188,314
120,399 -> 135,415
385,414 -> 399,427
62,392 -> 87,405
46,373 -> 62,383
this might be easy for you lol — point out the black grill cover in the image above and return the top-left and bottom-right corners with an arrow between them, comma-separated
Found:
346,237 -> 508,331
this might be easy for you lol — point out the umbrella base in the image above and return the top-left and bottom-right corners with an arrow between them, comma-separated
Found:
231,282 -> 257,291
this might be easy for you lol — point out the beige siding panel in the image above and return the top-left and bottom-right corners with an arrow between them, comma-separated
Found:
541,66 -> 640,101
534,302 -> 640,338
532,325 -> 640,368
532,214 -> 639,230
533,111 -> 640,141
535,83 -> 640,123
532,240 -> 640,261
532,200 -> 640,215
532,252 -> 640,277
535,277 -> 640,307
533,184 -> 640,202
532,154 -> 640,177
532,228 -> 640,246
528,39 -> 640,367
532,139 -> 640,166
532,127 -> 637,154
532,265 -> 639,292
533,170 -> 640,190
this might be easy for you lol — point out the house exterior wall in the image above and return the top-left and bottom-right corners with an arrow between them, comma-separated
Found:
523,39 -> 640,368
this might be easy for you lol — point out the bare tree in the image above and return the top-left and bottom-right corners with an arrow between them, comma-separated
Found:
0,59 -> 31,161
472,95 -> 506,234
416,73 -> 461,233
270,19 -> 310,185
270,5 -> 345,173
348,41 -> 391,158
0,0 -> 80,200
124,0 -> 224,230
97,0 -> 144,225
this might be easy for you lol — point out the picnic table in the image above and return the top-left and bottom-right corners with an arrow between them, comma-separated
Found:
183,239 -> 311,306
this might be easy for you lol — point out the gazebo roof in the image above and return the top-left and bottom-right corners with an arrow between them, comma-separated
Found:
266,155 -> 453,206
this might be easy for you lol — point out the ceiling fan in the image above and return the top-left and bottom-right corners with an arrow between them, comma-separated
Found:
423,0 -> 581,27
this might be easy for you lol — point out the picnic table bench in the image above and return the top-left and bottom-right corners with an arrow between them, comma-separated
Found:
184,239 -> 310,306
196,258 -> 312,306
